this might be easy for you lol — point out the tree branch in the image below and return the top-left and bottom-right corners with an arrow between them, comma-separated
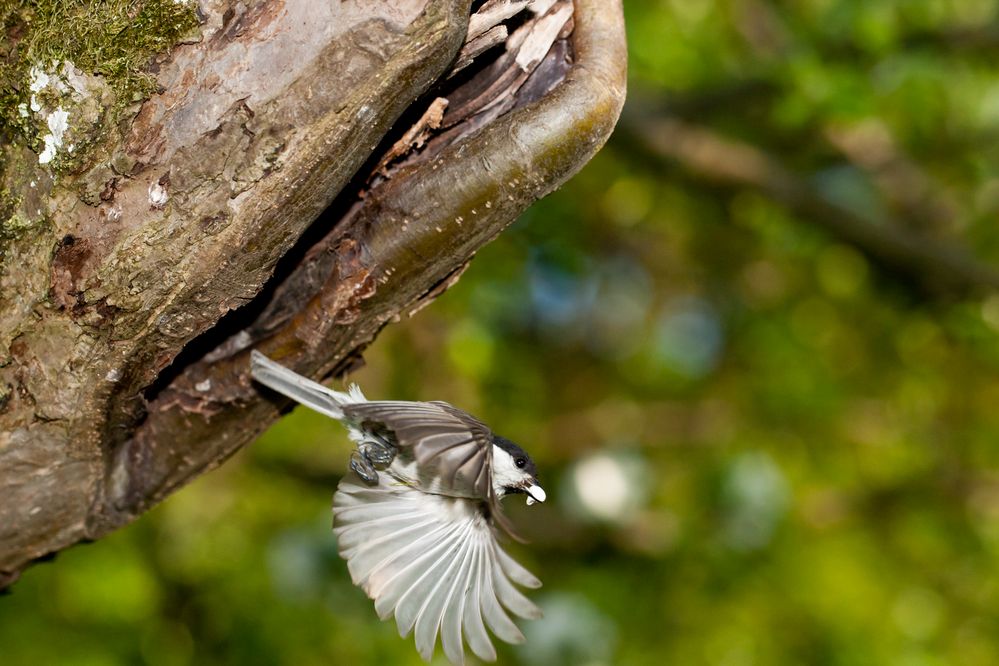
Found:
619,108 -> 999,296
0,0 -> 626,586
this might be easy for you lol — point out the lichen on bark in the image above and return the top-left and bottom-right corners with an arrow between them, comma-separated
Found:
1,0 -> 199,170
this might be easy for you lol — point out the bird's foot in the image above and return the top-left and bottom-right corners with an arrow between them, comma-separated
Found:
359,440 -> 395,467
350,438 -> 396,485
350,451 -> 379,485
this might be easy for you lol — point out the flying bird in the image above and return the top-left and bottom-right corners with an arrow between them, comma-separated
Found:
250,351 -> 545,664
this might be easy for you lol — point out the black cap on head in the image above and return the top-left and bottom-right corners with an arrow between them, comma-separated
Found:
492,434 -> 538,479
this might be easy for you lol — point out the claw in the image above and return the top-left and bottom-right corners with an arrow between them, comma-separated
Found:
360,440 -> 395,467
350,451 -> 379,485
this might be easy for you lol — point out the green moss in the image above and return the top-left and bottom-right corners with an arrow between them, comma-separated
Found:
0,0 -> 199,159
0,188 -> 20,222
0,188 -> 33,255
1,210 -> 35,241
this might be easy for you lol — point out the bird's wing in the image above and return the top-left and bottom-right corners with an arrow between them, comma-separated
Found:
250,351 -> 362,419
341,400 -> 494,501
333,472 -> 542,664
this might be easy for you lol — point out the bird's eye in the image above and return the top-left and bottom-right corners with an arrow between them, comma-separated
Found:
515,457 -> 526,469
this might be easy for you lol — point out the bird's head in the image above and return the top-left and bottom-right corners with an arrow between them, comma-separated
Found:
490,435 -> 546,505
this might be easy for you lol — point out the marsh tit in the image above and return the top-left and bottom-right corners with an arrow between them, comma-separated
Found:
250,351 -> 545,664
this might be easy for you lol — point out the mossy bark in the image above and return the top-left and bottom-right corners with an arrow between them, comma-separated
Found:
0,0 -> 627,586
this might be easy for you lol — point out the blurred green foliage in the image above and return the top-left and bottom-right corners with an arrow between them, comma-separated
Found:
6,1 -> 999,664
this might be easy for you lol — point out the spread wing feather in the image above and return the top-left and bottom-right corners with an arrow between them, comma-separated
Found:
333,472 -> 541,664
342,401 -> 494,500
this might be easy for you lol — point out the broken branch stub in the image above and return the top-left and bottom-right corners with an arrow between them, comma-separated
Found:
0,0 -> 626,586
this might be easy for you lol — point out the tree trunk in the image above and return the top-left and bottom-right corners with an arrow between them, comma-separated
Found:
0,0 -> 626,586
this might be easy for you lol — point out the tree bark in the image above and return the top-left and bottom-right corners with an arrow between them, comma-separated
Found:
0,0 -> 626,586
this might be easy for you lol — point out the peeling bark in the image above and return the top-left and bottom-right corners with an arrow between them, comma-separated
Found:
0,0 -> 626,587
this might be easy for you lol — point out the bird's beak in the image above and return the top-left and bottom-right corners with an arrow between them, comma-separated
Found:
525,483 -> 546,506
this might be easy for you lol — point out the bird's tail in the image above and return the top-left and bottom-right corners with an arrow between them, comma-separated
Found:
250,350 -> 366,419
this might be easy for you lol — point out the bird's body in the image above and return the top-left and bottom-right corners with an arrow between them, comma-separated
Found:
249,351 -> 544,664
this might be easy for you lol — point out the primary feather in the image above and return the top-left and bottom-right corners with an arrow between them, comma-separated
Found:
333,471 -> 542,664
341,401 -> 493,498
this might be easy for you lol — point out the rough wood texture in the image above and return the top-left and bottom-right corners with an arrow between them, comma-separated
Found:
0,0 -> 626,586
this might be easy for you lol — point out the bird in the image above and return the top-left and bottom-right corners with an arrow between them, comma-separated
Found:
249,350 -> 546,664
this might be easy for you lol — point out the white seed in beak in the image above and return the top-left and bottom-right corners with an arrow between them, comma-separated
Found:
525,484 -> 546,505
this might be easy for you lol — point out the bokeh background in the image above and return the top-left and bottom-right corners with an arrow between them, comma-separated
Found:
6,1 -> 999,663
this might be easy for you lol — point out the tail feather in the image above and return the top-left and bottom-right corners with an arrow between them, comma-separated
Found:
250,350 -> 362,419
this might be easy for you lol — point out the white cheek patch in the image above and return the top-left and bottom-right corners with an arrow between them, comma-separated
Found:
491,448 -> 520,485
492,446 -> 545,507
491,446 -> 533,497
